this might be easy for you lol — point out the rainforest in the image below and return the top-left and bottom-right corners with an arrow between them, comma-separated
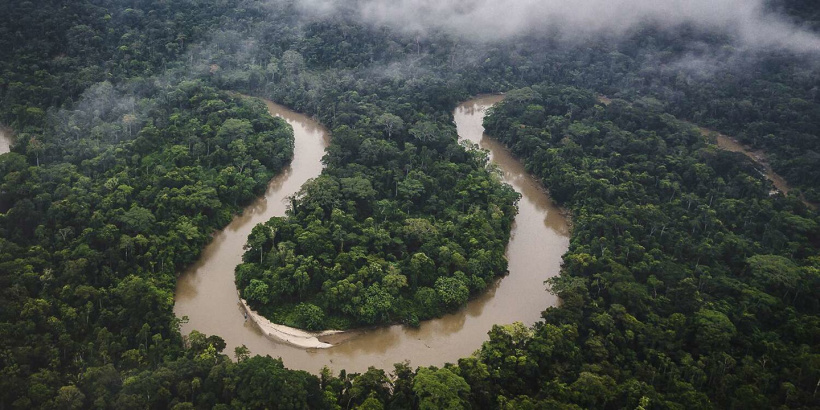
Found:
1,0 -> 819,408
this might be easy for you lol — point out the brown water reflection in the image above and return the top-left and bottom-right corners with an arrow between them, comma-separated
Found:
174,96 -> 569,374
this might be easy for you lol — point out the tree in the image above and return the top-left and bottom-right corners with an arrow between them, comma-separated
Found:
382,269 -> 408,295
244,279 -> 270,304
234,345 -> 251,362
118,205 -> 156,234
693,309 -> 737,352
569,372 -> 616,408
434,277 -> 469,310
281,50 -> 305,74
413,367 -> 471,410
746,254 -> 801,299
27,135 -> 45,166
375,113 -> 404,138
294,303 -> 325,330
359,284 -> 395,324
410,253 -> 437,288
409,121 -> 439,143
233,356 -> 323,409
348,367 -> 391,407
216,118 -> 253,145
53,385 -> 86,410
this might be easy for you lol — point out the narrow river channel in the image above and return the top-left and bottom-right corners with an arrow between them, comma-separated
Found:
709,130 -> 791,195
174,96 -> 569,373
600,95 -> 795,199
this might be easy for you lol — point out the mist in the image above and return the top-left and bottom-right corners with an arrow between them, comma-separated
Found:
291,0 -> 820,53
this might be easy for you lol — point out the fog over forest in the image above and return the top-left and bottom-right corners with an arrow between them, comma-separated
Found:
289,0 -> 820,52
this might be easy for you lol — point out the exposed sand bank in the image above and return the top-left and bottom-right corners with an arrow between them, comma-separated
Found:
238,296 -> 343,349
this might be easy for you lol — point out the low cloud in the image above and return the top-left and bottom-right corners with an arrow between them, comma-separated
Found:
291,0 -> 820,53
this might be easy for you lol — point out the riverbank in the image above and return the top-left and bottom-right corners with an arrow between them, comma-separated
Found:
698,127 -> 789,193
597,96 -> 814,208
238,295 -> 343,349
240,95 -> 568,346
174,96 -> 568,373
701,128 -> 817,209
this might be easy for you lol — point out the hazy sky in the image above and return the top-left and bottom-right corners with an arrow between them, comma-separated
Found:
291,0 -> 820,53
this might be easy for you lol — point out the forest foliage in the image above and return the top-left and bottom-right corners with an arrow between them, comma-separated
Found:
0,79 -> 293,408
0,0 -> 818,408
482,84 -> 820,408
234,93 -> 518,329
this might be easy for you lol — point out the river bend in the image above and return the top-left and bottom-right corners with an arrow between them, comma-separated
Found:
174,96 -> 569,373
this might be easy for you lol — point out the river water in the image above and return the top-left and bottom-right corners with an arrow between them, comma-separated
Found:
709,130 -> 791,195
599,96 -> 794,198
174,96 -> 569,374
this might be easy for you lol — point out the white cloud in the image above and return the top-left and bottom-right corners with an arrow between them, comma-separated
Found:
289,0 -> 820,53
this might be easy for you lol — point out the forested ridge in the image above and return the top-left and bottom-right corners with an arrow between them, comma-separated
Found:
1,0 -> 819,408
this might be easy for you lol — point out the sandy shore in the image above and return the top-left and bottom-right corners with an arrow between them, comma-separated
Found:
238,296 -> 345,349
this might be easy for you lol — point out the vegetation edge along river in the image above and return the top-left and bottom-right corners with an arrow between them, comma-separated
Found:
599,95 -> 811,207
174,95 -> 570,373
3,1 -> 819,407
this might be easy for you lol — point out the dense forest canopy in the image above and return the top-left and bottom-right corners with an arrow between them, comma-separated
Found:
0,0 -> 818,408
484,84 -> 819,408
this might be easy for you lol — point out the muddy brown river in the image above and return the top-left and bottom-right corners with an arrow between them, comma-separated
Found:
174,96 -> 569,373
709,130 -> 791,194
599,96 -> 797,201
